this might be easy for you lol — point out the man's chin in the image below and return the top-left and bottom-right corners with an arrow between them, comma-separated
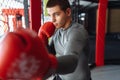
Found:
55,26 -> 61,29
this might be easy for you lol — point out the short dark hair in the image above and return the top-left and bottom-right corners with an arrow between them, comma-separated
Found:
46,0 -> 71,12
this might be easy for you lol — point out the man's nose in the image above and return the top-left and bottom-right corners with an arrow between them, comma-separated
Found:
51,16 -> 56,22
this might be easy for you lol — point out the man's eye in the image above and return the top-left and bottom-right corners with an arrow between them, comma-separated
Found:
54,13 -> 59,16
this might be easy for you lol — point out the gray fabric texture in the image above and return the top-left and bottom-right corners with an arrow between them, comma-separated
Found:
48,22 -> 91,80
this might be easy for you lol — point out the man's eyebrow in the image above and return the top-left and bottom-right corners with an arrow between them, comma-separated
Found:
48,12 -> 60,16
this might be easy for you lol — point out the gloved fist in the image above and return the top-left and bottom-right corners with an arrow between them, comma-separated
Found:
38,22 -> 55,45
0,28 -> 57,80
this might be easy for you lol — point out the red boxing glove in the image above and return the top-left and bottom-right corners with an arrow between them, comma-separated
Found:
0,28 -> 57,80
38,22 -> 55,45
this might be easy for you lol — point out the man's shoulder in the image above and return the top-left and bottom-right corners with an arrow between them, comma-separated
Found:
71,22 -> 84,29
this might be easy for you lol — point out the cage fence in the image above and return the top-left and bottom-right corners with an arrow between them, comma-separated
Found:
0,0 -> 29,36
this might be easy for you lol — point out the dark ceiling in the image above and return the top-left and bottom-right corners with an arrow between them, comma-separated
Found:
80,0 -> 120,9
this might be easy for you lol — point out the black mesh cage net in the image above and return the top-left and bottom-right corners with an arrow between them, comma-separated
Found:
0,0 -> 29,37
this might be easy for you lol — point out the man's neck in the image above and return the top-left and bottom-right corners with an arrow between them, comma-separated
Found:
63,18 -> 72,30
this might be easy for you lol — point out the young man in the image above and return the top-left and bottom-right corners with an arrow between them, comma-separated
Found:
45,0 -> 91,80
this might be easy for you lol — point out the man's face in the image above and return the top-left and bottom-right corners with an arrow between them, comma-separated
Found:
47,5 -> 71,29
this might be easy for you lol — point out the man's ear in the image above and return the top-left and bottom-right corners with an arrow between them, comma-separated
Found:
66,8 -> 71,16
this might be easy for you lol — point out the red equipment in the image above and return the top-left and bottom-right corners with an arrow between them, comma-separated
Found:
0,28 -> 57,80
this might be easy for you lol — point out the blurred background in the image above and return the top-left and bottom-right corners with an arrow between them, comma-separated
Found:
0,0 -> 120,66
